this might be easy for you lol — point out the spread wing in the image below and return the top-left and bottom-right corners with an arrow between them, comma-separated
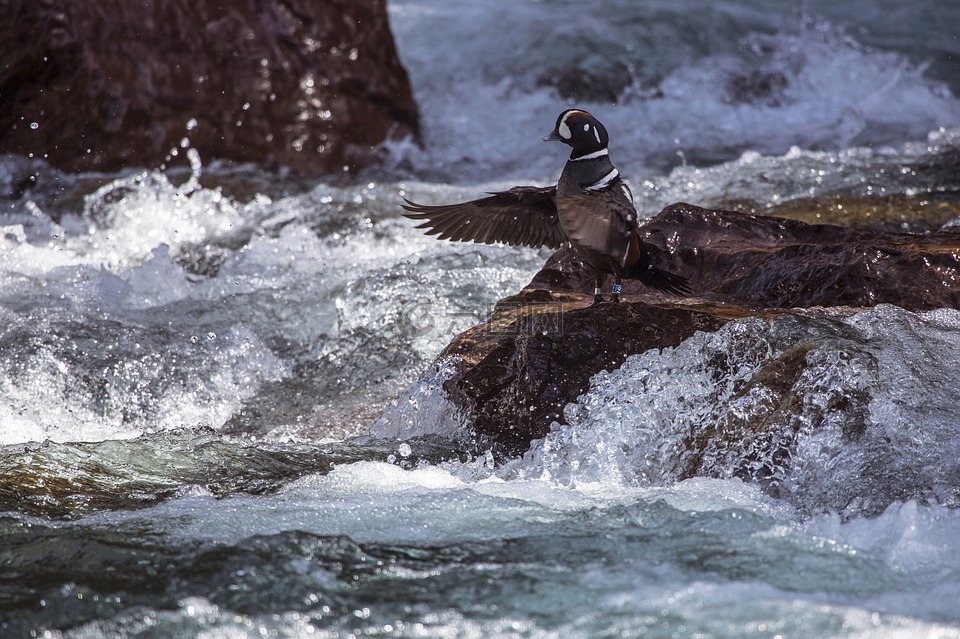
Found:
402,186 -> 568,249
555,187 -> 636,264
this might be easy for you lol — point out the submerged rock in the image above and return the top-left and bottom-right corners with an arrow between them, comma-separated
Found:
428,203 -> 960,458
0,431 -> 457,519
0,0 -> 418,175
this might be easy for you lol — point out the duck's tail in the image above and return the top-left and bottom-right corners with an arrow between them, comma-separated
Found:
622,233 -> 692,296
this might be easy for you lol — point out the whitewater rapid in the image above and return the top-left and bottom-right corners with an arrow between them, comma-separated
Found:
3,1 -> 960,636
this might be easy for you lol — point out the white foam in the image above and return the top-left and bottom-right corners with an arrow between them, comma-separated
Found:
53,451 -> 960,635
370,357 -> 469,439
388,1 -> 960,182
518,306 -> 960,517
0,166 -> 553,444
0,323 -> 287,445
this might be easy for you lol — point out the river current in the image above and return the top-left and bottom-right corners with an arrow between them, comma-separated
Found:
2,1 -> 960,637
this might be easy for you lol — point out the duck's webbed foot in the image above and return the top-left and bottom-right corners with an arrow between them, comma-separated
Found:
592,287 -> 604,306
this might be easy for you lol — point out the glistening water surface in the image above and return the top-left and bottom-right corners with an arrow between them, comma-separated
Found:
2,0 -> 960,637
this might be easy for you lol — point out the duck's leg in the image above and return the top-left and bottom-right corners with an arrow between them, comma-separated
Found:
592,270 -> 604,305
611,277 -> 623,304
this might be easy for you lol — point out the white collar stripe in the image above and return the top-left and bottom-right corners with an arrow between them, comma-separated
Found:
586,168 -> 619,190
571,148 -> 609,161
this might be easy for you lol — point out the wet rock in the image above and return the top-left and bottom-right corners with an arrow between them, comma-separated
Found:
726,69 -> 790,107
532,203 -> 960,310
536,59 -> 636,103
440,290 -> 749,456
434,203 -> 960,456
756,191 -> 960,234
0,0 -> 418,175
0,431 -> 457,519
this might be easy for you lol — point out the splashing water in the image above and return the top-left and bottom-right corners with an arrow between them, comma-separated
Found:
3,1 -> 960,636
519,306 -> 960,517
386,0 -> 960,181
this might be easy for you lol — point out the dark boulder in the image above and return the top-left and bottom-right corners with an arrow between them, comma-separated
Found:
440,290 -> 756,456
532,203 -> 960,310
436,204 -> 960,456
0,0 -> 418,175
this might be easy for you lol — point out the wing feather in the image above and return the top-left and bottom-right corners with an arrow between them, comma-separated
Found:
402,186 -> 567,249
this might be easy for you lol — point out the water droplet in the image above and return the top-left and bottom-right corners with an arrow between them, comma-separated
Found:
398,443 -> 412,458
29,122 -> 39,130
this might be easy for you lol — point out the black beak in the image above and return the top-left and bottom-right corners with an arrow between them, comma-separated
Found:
542,130 -> 562,142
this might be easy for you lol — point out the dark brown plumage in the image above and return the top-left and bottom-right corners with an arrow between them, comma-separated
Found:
402,109 -> 691,303
401,186 -> 565,249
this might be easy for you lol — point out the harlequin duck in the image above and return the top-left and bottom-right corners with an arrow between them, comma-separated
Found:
402,109 -> 691,304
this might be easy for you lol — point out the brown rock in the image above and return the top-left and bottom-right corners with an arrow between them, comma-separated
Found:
532,202 -> 960,310
725,191 -> 960,234
0,0 -> 419,175
441,290 -> 752,456
439,204 -> 960,456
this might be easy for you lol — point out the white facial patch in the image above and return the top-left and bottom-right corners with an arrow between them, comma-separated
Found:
593,126 -> 601,144
558,110 -> 587,140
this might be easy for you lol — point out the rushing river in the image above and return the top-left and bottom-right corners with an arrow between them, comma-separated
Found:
3,1 -> 960,637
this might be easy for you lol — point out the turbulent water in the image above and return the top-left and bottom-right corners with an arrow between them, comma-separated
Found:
2,1 -> 960,637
